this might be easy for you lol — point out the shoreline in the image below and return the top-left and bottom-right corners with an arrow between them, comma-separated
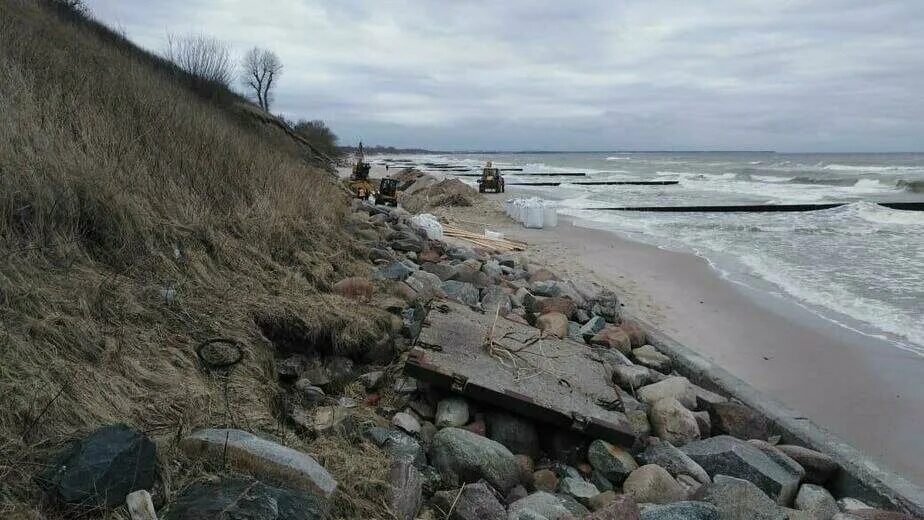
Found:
435,189 -> 924,486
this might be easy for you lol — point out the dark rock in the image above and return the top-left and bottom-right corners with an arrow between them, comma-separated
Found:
710,401 -> 771,440
39,425 -> 156,508
375,261 -> 415,280
508,491 -> 582,520
389,460 -> 424,520
293,379 -> 326,402
276,354 -> 309,381
586,493 -> 641,520
441,280 -> 481,307
447,247 -> 480,261
506,484 -> 530,506
541,428 -> 589,466
581,316 -> 608,339
530,280 -> 562,297
613,365 -> 652,391
775,445 -> 839,485
694,411 -> 711,437
587,439 -> 638,485
432,482 -> 506,520
390,238 -> 424,253
693,475 -> 786,520
487,411 -> 540,458
639,440 -> 711,485
568,321 -> 583,341
482,260 -> 505,279
559,476 -> 599,506
369,247 -> 396,263
641,501 -> 720,520
497,254 -> 518,268
162,479 -> 328,520
365,427 -> 426,467
589,289 -> 620,322
323,356 -> 354,385
402,303 -> 427,339
423,262 -> 459,281
429,427 -> 521,491
575,308 -> 592,324
693,385 -> 728,410
682,435 -> 799,505
359,370 -> 385,390
590,470 -> 614,492
557,493 -> 592,517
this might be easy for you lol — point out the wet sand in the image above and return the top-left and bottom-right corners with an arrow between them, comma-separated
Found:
441,192 -> 924,485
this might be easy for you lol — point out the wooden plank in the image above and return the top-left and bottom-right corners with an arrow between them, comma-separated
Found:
405,302 -> 639,447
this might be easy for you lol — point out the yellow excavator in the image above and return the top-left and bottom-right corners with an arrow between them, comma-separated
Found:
349,142 -> 374,200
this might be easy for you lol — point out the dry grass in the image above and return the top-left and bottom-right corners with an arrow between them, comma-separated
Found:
0,1 -> 392,517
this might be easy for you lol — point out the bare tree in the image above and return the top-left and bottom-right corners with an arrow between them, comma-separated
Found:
241,47 -> 283,112
164,33 -> 233,85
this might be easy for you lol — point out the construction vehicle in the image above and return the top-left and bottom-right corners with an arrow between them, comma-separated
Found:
478,161 -> 505,193
375,178 -> 399,206
349,142 -> 374,200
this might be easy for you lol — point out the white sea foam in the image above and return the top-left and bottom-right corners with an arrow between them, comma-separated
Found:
606,156 -> 631,161
751,175 -> 793,183
822,164 -> 921,173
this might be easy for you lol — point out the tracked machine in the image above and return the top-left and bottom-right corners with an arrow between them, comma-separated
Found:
348,142 -> 374,200
478,161 -> 505,193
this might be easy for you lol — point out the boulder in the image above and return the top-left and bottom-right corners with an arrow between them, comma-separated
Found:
619,320 -> 648,348
650,397 -> 701,446
638,377 -> 698,410
432,482 -> 506,520
529,268 -> 560,283
323,356 -> 355,385
639,440 -> 711,485
694,475 -> 786,520
423,262 -> 459,281
559,476 -> 599,506
441,280 -> 480,307
290,405 -> 353,435
681,435 -> 799,505
589,289 -> 620,322
389,460 -> 424,520
836,498 -> 871,512
585,493 -> 641,520
393,412 -> 422,435
533,469 -> 560,493
332,277 -> 374,300
747,440 -> 806,482
276,354 -> 308,381
162,479 -> 328,520
538,296 -> 577,318
180,429 -> 337,498
676,474 -> 705,496
374,261 -> 415,281
537,312 -> 569,338
406,270 -> 446,300
482,286 -> 513,316
627,409 -> 652,438
623,464 -> 687,504
542,429 -> 589,466
590,325 -> 633,354
429,428 -> 521,491
483,260 -> 505,280
580,316 -> 608,339
613,365 -> 652,391
776,445 -> 839,485
590,470 -> 614,492
530,280 -> 562,297
693,386 -> 728,410
436,397 -> 470,429
587,439 -> 638,485
508,491 -> 587,520
640,501 -> 720,520
364,427 -> 426,467
848,509 -> 917,520
710,401 -> 771,440
39,425 -> 156,508
795,484 -> 838,520
633,345 -> 672,372
359,370 -> 385,390
487,411 -> 540,458
390,237 -> 424,253
567,321 -> 584,342
693,411 -> 711,437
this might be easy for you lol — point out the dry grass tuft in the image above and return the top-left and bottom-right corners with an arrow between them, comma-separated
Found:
0,1 -> 388,516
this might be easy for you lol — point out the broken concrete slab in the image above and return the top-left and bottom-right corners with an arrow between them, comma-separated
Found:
406,301 -> 638,447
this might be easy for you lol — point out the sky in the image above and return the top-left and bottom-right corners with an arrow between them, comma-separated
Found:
83,0 -> 924,152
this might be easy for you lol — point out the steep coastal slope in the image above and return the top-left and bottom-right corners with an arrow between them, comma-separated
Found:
0,2 -> 390,516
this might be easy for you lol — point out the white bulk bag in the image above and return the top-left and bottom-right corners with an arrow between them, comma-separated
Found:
410,213 -> 443,240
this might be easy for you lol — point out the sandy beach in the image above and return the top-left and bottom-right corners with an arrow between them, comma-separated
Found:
429,186 -> 924,486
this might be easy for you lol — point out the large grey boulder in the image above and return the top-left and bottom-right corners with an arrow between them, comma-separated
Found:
423,262 -> 458,281
580,315 -> 608,340
633,345 -> 672,373
442,280 -> 481,307
389,460 -> 423,520
559,477 -> 599,506
585,493 -> 641,520
181,429 -> 337,499
638,377 -> 698,410
747,440 -> 806,482
623,465 -> 688,505
39,425 -> 156,508
588,289 -> 620,322
613,365 -> 652,391
639,440 -> 711,485
776,445 -> 839,485
432,482 -> 506,520
587,439 -> 638,485
364,427 -> 425,467
641,501 -> 720,520
710,402 -> 771,440
650,397 -> 701,446
795,484 -> 839,520
694,475 -> 786,520
681,435 -> 799,505
429,427 -> 521,491
508,492 -> 589,520
436,397 -> 470,428
375,261 -> 415,281
162,479 -> 328,520
487,411 -> 540,458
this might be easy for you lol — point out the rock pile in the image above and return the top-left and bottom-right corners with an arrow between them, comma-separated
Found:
36,198 -> 918,520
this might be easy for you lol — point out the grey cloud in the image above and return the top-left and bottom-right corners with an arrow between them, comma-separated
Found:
83,0 -> 924,151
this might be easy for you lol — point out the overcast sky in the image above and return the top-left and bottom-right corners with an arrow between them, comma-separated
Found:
83,0 -> 924,152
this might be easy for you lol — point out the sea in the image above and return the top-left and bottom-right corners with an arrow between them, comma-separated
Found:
371,152 -> 924,356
